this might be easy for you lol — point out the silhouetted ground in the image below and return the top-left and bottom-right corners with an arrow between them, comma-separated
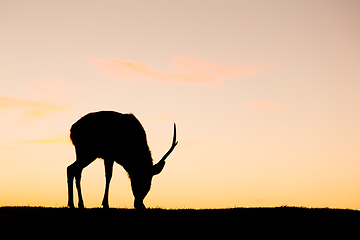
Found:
0,206 -> 359,239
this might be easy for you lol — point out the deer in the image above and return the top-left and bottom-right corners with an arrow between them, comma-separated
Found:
67,111 -> 178,209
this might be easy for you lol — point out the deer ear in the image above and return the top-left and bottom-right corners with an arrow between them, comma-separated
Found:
152,160 -> 165,176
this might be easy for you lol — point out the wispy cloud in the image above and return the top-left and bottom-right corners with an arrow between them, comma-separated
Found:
18,134 -> 70,145
0,95 -> 71,120
0,134 -> 70,152
0,146 -> 16,150
91,55 -> 276,87
242,101 -> 284,109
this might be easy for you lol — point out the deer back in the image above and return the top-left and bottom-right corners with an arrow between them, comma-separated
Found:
70,111 -> 153,166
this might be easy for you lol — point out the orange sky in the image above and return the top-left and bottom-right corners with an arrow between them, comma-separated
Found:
0,0 -> 359,209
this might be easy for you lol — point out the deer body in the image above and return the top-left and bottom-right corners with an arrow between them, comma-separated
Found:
67,111 -> 177,209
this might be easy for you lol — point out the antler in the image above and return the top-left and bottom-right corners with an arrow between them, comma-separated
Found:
152,123 -> 178,176
159,123 -> 178,162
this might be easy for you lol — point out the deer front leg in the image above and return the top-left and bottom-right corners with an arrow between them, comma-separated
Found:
102,160 -> 114,208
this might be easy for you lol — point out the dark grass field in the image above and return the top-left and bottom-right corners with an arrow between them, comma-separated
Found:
0,206 -> 359,239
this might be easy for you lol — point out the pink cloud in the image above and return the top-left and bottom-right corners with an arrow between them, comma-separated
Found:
242,101 -> 284,109
91,55 -> 276,87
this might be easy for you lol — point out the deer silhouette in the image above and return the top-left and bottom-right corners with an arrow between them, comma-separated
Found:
67,111 -> 178,209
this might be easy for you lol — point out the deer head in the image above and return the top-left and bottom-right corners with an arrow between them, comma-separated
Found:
128,123 -> 178,209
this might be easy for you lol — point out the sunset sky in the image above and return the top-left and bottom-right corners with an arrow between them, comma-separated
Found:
1,0 -> 359,209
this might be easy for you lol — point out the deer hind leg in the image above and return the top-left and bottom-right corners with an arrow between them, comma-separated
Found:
102,160 -> 114,208
67,163 -> 76,208
67,154 -> 95,208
